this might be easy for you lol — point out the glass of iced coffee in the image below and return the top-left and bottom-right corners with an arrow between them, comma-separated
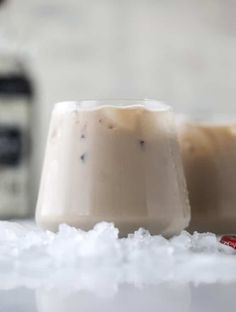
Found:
177,115 -> 236,234
36,100 -> 190,236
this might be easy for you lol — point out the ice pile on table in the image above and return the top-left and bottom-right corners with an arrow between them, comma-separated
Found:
0,221 -> 235,295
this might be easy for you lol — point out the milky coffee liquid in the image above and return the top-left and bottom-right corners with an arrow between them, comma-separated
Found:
36,100 -> 190,236
178,118 -> 236,233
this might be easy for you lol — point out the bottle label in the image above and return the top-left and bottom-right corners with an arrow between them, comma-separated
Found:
0,98 -> 30,217
0,126 -> 22,166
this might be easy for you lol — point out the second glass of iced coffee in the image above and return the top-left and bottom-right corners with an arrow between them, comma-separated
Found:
178,115 -> 236,234
36,100 -> 190,236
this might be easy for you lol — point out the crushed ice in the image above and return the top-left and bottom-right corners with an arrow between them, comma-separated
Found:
0,221 -> 236,294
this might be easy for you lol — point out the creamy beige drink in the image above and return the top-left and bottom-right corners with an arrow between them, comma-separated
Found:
36,100 -> 190,236
178,118 -> 236,233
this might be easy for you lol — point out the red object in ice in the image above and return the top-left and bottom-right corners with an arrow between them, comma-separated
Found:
220,235 -> 236,249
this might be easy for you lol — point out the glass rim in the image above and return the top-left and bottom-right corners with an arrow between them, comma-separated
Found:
176,113 -> 236,126
53,99 -> 171,113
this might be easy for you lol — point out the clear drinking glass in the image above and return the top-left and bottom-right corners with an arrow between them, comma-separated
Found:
36,100 -> 190,236
177,114 -> 236,234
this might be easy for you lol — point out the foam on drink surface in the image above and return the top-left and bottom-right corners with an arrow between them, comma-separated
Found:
52,100 -> 170,114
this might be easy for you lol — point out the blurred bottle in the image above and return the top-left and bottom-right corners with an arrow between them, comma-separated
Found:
0,54 -> 34,219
